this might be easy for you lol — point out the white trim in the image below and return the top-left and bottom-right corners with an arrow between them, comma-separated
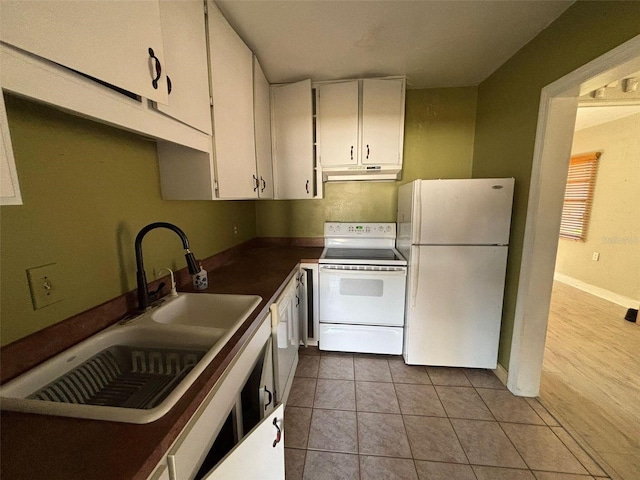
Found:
508,34 -> 640,397
494,363 -> 509,387
554,273 -> 639,309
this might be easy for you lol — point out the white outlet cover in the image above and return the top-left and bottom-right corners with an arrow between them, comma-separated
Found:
26,263 -> 62,309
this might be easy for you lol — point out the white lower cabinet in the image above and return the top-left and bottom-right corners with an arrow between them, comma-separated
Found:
270,274 -> 299,406
202,404 -> 284,480
149,465 -> 171,480
161,314 -> 283,480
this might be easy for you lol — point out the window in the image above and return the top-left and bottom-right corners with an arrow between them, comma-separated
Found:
559,151 -> 600,240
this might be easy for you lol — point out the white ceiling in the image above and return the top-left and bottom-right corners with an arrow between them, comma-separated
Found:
575,105 -> 640,131
216,0 -> 574,88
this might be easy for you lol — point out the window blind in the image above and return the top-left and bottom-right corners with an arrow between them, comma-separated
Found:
559,152 -> 600,241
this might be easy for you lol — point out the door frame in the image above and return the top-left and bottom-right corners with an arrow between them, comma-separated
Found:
507,34 -> 640,396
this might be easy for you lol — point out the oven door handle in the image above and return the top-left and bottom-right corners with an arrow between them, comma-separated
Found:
319,266 -> 407,276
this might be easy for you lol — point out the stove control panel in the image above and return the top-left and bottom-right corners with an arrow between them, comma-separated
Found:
324,222 -> 396,238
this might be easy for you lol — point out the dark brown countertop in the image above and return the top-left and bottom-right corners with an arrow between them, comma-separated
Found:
0,244 -> 323,480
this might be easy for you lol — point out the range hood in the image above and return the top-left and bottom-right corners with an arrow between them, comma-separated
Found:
322,165 -> 402,182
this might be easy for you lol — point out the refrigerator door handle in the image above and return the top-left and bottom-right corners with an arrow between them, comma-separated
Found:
411,249 -> 420,308
415,182 -> 422,244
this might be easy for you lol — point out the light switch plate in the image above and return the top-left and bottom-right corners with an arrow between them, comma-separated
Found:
26,263 -> 62,309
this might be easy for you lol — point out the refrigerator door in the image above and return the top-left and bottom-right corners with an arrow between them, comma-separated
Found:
396,181 -> 417,260
416,178 -> 514,245
404,245 -> 508,368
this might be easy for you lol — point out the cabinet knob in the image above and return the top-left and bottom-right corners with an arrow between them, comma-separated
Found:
148,47 -> 162,90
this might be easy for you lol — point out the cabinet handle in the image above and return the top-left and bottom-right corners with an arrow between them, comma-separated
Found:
148,47 -> 162,90
261,176 -> 266,192
253,175 -> 259,192
167,75 -> 172,95
264,386 -> 273,409
350,145 -> 353,160
272,418 -> 282,447
305,180 -> 309,194
366,144 -> 370,159
295,295 -> 299,307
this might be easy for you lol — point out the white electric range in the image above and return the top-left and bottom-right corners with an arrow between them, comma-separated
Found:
318,222 -> 407,355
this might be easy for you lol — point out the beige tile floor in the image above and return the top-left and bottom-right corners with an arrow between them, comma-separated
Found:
284,348 -> 610,480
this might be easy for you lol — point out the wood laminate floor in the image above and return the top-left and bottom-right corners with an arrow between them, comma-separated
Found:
540,281 -> 640,480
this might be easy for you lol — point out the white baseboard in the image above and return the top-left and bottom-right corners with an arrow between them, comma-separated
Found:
494,363 -> 509,386
554,273 -> 639,309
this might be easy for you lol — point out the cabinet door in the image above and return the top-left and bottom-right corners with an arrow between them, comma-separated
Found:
361,78 -> 405,165
0,91 -> 22,205
207,1 -> 257,199
271,80 -> 314,199
259,337 -> 276,417
297,271 -> 309,348
0,0 -> 169,104
254,57 -> 274,199
154,0 -> 212,134
203,404 -> 284,480
317,81 -> 359,166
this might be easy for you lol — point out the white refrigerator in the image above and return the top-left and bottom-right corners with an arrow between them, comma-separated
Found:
397,178 -> 515,368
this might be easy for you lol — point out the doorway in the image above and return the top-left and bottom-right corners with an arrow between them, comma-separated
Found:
506,35 -> 640,398
506,35 -> 640,477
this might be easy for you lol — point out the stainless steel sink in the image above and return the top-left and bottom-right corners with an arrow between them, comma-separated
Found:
0,293 -> 262,423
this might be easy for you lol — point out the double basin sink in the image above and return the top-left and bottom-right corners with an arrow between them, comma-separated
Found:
0,293 -> 261,424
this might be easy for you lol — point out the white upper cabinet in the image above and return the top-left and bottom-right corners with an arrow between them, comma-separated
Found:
317,77 -> 405,181
0,92 -> 22,206
254,57 -> 274,199
153,0 -> 212,134
361,78 -> 406,165
317,81 -> 359,167
207,1 -> 257,199
271,80 -> 314,199
0,0 -> 169,105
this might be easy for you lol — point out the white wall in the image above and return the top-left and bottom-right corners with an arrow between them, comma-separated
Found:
555,112 -> 640,305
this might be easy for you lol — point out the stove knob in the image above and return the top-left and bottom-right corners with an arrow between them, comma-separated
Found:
378,225 -> 384,232
385,226 -> 392,233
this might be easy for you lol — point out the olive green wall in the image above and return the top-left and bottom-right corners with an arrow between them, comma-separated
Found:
0,95 -> 256,346
256,87 -> 478,237
472,1 -> 640,368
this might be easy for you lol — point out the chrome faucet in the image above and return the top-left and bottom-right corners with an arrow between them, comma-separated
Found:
135,222 -> 200,311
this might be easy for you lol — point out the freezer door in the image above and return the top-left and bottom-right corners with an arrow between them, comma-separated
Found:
396,181 -> 417,258
404,245 -> 508,368
417,178 -> 514,245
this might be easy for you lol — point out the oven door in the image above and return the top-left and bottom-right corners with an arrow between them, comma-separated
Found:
319,265 -> 407,326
